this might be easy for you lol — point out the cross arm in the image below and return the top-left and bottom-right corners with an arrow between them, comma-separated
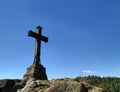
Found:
28,30 -> 48,43
40,35 -> 48,43
28,30 -> 38,38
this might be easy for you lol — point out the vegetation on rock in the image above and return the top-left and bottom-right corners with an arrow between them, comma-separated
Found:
74,76 -> 120,92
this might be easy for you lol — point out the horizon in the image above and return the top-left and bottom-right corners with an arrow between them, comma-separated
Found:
0,0 -> 120,80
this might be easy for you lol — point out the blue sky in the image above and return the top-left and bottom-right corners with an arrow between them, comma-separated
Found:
0,0 -> 120,79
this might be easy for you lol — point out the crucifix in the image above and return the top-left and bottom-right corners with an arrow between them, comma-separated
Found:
28,26 -> 48,66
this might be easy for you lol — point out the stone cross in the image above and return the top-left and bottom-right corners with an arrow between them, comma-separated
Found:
28,26 -> 48,66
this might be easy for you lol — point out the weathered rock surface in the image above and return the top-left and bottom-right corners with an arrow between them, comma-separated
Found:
17,78 -> 50,92
0,79 -> 25,92
45,78 -> 88,92
0,78 -> 106,92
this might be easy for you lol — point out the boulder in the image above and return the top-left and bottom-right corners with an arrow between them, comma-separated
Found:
0,79 -> 23,92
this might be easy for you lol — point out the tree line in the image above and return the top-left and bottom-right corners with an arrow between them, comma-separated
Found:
74,76 -> 120,92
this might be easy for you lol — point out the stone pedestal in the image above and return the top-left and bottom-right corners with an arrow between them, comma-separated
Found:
23,64 -> 48,80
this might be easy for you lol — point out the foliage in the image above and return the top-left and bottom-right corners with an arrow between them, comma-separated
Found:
74,76 -> 120,92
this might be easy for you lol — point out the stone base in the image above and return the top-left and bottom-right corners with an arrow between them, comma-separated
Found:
23,64 -> 48,80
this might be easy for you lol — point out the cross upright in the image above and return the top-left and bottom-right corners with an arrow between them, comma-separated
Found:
28,26 -> 48,66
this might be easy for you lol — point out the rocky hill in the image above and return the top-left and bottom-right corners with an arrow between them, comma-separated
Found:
0,78 -> 106,92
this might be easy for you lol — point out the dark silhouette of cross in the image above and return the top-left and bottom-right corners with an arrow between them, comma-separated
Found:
28,26 -> 48,65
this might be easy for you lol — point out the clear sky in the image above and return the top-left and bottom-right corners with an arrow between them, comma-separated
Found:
0,0 -> 120,79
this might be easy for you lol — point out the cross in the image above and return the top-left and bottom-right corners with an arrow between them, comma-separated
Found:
28,26 -> 48,65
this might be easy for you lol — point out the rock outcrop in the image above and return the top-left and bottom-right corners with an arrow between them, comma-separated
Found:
0,79 -> 25,92
0,78 -> 106,92
45,78 -> 88,92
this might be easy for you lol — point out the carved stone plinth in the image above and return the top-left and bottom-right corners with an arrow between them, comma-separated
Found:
23,64 -> 48,80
